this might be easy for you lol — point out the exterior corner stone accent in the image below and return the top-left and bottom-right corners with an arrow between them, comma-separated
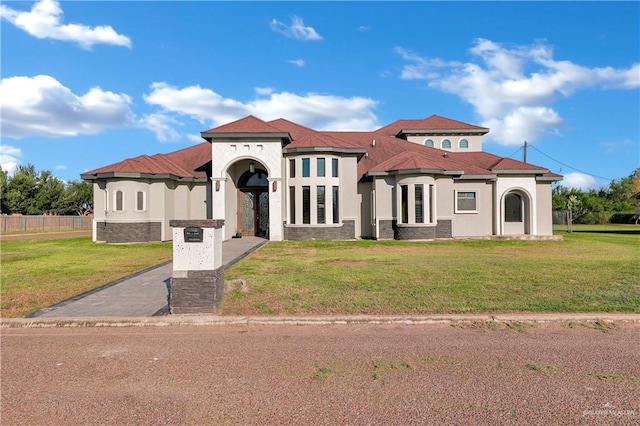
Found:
436,219 -> 453,238
283,220 -> 355,240
378,220 -> 395,239
96,221 -> 162,243
395,224 -> 437,240
169,268 -> 224,314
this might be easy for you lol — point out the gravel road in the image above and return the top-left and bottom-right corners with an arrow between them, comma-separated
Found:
2,322 -> 638,425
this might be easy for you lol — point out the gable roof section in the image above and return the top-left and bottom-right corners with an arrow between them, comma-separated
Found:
269,118 -> 365,154
201,115 -> 292,142
375,115 -> 489,137
82,142 -> 211,181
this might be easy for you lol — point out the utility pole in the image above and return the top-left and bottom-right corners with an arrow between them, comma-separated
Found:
523,141 -> 528,163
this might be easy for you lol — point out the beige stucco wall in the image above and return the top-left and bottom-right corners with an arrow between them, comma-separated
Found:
536,182 -> 554,236
405,134 -> 483,152
448,180 -> 494,237
357,181 -> 373,238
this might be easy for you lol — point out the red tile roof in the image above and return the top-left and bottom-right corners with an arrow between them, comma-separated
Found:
202,115 -> 289,134
83,115 -> 558,182
375,115 -> 489,137
82,142 -> 210,179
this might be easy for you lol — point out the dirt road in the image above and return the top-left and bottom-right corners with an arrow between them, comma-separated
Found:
2,322 -> 638,425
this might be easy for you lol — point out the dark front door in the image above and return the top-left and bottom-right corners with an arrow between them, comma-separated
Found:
237,169 -> 269,238
238,189 -> 269,237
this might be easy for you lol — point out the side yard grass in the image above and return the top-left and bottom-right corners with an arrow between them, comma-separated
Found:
221,230 -> 639,315
1,237 -> 172,317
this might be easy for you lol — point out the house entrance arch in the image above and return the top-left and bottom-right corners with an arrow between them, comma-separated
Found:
236,168 -> 269,237
502,189 -> 531,235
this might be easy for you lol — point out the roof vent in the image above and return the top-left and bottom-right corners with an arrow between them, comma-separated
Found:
372,139 -> 376,147
443,152 -> 449,158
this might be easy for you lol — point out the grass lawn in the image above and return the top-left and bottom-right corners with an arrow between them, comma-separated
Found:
221,229 -> 639,315
1,237 -> 172,317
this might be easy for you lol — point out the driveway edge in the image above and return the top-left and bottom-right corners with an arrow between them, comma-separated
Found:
2,313 -> 639,328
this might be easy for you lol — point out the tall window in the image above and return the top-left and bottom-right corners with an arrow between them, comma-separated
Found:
317,186 -> 325,224
289,186 -> 296,224
302,186 -> 310,224
289,159 -> 296,178
442,139 -> 452,149
505,193 -> 523,222
459,139 -> 469,149
332,158 -> 338,177
317,158 -> 325,177
415,185 -> 424,223
136,191 -> 145,211
401,185 -> 408,223
456,191 -> 477,212
332,186 -> 339,224
424,139 -> 434,147
115,190 -> 124,211
302,158 -> 310,177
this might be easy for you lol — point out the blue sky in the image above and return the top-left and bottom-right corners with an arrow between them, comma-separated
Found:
1,0 -> 638,190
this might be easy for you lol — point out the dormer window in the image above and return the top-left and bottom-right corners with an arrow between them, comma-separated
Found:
442,139 -> 452,149
459,139 -> 469,149
424,139 -> 434,147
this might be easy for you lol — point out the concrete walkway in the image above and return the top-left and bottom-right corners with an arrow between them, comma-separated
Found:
30,236 -> 267,318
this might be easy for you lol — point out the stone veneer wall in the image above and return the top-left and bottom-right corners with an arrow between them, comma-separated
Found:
395,225 -> 437,240
169,269 -> 225,314
96,221 -> 162,243
378,220 -> 395,240
436,220 -> 453,238
284,220 -> 355,240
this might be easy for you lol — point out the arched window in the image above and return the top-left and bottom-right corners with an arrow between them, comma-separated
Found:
459,139 -> 469,149
424,139 -> 434,147
505,193 -> 523,222
442,139 -> 452,149
238,170 -> 268,188
115,190 -> 124,211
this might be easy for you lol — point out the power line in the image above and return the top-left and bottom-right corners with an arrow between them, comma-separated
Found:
506,146 -> 523,159
527,145 -> 615,181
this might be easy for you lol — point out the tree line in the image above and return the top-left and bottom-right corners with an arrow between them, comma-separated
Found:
552,168 -> 639,224
0,164 -> 93,216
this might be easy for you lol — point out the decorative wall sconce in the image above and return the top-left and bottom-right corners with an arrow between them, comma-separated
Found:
215,180 -> 220,192
249,162 -> 255,173
272,181 -> 277,192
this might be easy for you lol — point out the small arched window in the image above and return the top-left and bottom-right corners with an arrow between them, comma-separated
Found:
115,190 -> 124,211
424,139 -> 434,147
459,139 -> 469,149
442,139 -> 452,149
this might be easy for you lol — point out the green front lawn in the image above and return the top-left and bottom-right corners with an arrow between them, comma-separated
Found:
1,237 -> 172,317
221,231 -> 639,315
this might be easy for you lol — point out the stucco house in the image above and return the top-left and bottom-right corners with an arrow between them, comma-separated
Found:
81,115 -> 562,243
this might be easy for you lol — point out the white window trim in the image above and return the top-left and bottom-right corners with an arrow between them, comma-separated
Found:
135,190 -> 147,212
454,190 -> 478,214
113,189 -> 125,212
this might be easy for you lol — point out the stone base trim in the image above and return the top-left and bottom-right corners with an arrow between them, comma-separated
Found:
96,221 -> 162,243
284,220 -> 355,240
170,268 -> 224,314
395,224 -> 437,240
436,219 -> 453,238
378,220 -> 395,240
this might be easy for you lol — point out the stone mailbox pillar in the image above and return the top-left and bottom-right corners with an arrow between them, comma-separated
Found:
169,219 -> 224,314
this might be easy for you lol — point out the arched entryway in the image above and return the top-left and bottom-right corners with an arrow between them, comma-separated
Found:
502,189 -> 531,235
237,168 -> 269,237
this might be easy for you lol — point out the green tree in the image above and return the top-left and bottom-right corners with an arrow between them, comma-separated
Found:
5,164 -> 38,214
34,170 -> 65,214
56,180 -> 93,216
0,166 -> 8,214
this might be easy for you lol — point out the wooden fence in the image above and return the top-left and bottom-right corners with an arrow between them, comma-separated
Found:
0,215 -> 93,232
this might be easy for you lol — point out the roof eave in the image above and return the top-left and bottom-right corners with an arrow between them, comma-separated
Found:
397,128 -> 489,137
283,147 -> 366,155
81,172 -> 207,182
493,168 -> 549,175
454,174 -> 497,181
200,131 -> 292,142
536,175 -> 563,182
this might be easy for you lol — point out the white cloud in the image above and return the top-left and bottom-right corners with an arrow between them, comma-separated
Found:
396,39 -> 639,145
357,25 -> 371,32
270,15 -> 322,41
138,113 -> 181,142
143,82 -> 379,131
0,0 -> 131,49
288,59 -> 306,68
255,87 -> 275,96
599,140 -> 636,155
0,75 -> 135,138
562,172 -> 597,191
54,164 -> 67,171
0,145 -> 22,175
